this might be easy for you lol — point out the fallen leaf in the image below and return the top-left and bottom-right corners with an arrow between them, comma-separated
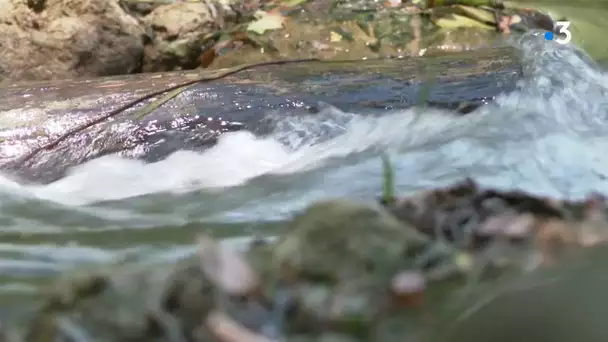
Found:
454,5 -> 497,24
330,31 -> 342,42
311,40 -> 330,51
206,311 -> 280,342
384,0 -> 401,8
199,48 -> 216,68
197,235 -> 260,296
477,213 -> 536,239
433,14 -> 494,30
498,15 -> 513,35
391,270 -> 426,309
280,0 -> 309,7
247,10 -> 286,35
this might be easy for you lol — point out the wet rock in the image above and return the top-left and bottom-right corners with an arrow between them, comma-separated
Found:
0,48 -> 522,183
274,200 -> 428,283
272,201 -> 430,337
24,262 -> 199,342
18,257 -> 231,342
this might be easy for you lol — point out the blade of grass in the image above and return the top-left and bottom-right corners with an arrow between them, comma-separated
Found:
381,153 -> 396,205
133,85 -> 190,120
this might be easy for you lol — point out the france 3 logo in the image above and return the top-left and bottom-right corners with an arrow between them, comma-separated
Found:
544,21 -> 572,45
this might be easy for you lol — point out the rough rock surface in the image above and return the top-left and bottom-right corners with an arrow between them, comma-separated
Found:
0,0 -> 236,83
0,0 -> 145,83
141,1 -> 230,73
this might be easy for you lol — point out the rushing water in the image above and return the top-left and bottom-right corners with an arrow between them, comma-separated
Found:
0,32 -> 608,307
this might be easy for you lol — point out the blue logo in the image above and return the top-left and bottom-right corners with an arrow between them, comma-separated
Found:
545,21 -> 572,45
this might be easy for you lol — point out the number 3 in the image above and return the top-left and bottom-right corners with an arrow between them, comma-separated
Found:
555,21 -> 572,45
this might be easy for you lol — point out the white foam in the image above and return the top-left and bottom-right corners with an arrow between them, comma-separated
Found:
8,108 -> 436,205
25,131 -> 293,205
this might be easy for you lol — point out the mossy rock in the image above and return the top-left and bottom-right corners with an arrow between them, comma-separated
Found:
23,258 -> 215,342
274,200 -> 429,281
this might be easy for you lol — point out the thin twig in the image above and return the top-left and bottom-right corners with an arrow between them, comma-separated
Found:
12,58 -> 320,168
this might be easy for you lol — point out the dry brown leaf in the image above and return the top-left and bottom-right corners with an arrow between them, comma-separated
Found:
478,213 -> 536,239
200,48 -> 216,68
390,270 -> 426,308
206,311 -> 281,342
535,219 -> 577,266
384,0 -> 402,8
197,235 -> 261,296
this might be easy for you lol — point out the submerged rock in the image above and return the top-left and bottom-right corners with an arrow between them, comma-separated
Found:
0,48 -> 521,183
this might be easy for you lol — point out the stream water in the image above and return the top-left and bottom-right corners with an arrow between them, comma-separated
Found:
0,32 -> 607,311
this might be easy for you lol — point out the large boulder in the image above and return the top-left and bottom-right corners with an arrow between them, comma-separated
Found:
0,0 -> 145,83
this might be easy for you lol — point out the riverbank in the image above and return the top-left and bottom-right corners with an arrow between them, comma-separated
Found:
0,0 -> 573,84
5,176 -> 608,342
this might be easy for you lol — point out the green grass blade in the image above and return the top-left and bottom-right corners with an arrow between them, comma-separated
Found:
381,153 -> 396,204
133,85 -> 191,120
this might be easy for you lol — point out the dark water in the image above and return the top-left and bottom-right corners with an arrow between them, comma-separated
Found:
0,32 -> 607,311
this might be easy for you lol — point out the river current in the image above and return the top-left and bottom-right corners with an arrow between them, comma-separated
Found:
0,32 -> 607,307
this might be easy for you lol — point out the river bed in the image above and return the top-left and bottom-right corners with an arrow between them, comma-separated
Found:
0,32 -> 607,314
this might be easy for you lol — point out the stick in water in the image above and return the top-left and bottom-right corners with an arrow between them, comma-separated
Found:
13,58 -> 320,168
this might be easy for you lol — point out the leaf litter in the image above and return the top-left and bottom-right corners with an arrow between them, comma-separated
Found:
13,155 -> 608,341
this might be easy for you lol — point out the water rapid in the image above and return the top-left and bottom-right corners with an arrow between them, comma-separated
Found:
0,32 -> 607,306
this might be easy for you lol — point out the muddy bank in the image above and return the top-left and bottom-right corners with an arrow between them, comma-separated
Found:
0,0 -> 559,84
4,177 -> 608,342
0,47 -> 521,183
